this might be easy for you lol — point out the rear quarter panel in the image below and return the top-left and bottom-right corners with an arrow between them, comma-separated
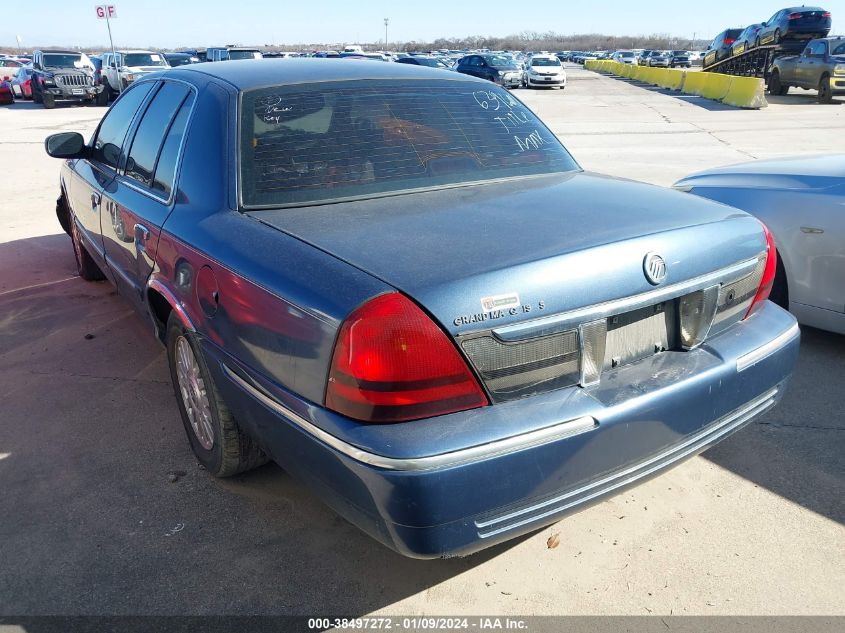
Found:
151,76 -> 391,406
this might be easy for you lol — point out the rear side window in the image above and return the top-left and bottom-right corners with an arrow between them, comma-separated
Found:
152,96 -> 194,196
125,82 -> 190,188
240,79 -> 579,207
92,82 -> 155,169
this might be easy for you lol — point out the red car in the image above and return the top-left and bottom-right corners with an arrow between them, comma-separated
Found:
0,78 -> 14,105
11,67 -> 33,99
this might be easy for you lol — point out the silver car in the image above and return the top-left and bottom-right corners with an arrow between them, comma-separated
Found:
674,155 -> 845,335
648,52 -> 670,67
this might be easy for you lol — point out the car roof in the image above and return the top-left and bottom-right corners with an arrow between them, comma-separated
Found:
38,49 -> 83,54
114,49 -> 159,54
167,58 -> 484,90
785,6 -> 825,11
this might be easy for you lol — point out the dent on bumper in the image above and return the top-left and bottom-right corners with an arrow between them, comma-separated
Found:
209,302 -> 799,558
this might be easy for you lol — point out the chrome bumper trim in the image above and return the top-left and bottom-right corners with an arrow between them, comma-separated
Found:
475,387 -> 779,538
736,322 -> 800,372
222,363 -> 597,472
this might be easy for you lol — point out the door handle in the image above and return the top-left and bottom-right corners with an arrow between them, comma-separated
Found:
134,224 -> 151,253
91,192 -> 101,210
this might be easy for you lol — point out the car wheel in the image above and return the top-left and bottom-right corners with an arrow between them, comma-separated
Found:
774,29 -> 782,44
55,193 -> 71,235
768,71 -> 789,95
754,36 -> 761,48
166,313 -> 269,477
68,214 -> 107,281
42,93 -> 56,109
32,85 -> 42,103
769,255 -> 789,309
818,75 -> 833,103
95,88 -> 109,106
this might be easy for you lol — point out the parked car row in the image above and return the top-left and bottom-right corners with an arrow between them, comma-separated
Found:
704,6 -> 832,67
637,50 -> 692,68
3,46 -> 573,108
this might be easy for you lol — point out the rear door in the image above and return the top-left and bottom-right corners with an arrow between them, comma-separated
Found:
100,79 -> 195,314
67,81 -> 155,277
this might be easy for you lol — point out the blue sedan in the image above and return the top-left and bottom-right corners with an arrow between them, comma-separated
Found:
44,60 -> 799,558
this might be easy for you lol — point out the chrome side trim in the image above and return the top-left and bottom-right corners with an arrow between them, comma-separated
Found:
146,278 -> 196,332
475,387 -> 779,538
493,257 -> 761,342
221,363 -> 597,472
736,322 -> 800,372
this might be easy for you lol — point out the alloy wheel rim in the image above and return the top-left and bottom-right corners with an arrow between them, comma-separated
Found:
175,336 -> 214,450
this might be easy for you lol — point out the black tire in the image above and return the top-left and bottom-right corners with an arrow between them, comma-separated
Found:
42,93 -> 56,109
774,29 -> 782,44
768,71 -> 789,95
769,255 -> 789,310
818,75 -> 833,104
166,313 -> 268,478
32,85 -> 42,103
95,87 -> 109,106
754,36 -> 761,49
55,193 -> 71,235
68,213 -> 106,281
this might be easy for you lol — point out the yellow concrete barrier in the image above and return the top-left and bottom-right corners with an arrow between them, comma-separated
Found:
583,59 -> 768,109
700,73 -> 733,100
721,76 -> 768,108
681,71 -> 708,96
656,69 -> 685,91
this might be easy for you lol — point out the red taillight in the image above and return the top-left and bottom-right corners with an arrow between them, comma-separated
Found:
744,222 -> 778,319
325,293 -> 488,423
725,38 -> 735,45
822,11 -> 831,18
789,12 -> 803,19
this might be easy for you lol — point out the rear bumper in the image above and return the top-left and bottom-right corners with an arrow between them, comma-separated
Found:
207,302 -> 799,558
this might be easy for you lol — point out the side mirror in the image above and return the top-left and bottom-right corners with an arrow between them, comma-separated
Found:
45,132 -> 87,159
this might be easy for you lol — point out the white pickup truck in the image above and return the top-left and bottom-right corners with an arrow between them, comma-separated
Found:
100,50 -> 170,100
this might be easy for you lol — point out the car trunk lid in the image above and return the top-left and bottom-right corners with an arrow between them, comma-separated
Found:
250,172 -> 767,400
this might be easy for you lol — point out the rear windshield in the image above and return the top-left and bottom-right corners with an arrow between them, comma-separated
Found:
531,58 -> 561,66
619,52 -> 634,57
240,79 -> 578,208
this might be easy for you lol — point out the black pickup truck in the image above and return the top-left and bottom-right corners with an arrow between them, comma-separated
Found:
769,37 -> 845,102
